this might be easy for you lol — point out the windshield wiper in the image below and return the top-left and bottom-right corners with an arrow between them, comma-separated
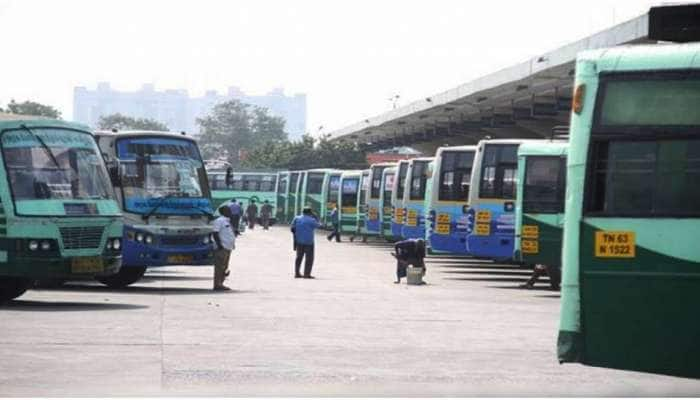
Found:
20,125 -> 60,168
142,192 -> 183,221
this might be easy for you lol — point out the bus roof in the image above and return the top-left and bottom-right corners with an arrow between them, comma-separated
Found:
409,157 -> 434,163
369,162 -> 396,168
341,170 -> 363,177
93,130 -> 199,142
0,116 -> 91,132
518,141 -> 568,157
436,145 -> 477,153
579,42 -> 700,73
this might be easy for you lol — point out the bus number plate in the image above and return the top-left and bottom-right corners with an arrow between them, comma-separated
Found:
476,210 -> 491,223
71,257 -> 104,273
436,224 -> 450,235
168,255 -> 194,264
522,225 -> 539,239
594,231 -> 635,258
437,213 -> 450,224
342,207 -> 356,214
521,239 -> 539,254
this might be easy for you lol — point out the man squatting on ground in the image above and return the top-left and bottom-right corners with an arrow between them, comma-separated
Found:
392,238 -> 426,284
212,205 -> 236,291
291,206 -> 321,279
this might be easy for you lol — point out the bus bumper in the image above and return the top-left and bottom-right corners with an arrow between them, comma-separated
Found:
121,238 -> 214,267
0,254 -> 121,279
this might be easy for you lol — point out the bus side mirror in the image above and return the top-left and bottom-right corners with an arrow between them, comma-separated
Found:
225,167 -> 233,186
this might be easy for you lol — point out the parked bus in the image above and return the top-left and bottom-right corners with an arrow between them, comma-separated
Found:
513,141 -> 567,289
465,139 -> 542,260
286,171 -> 301,222
379,166 -> 397,239
401,157 -> 433,240
357,169 -> 371,240
426,146 -> 476,254
95,130 -> 214,288
338,170 -> 361,237
299,169 -> 330,222
276,171 -> 289,222
423,160 -> 435,244
0,117 -> 123,302
207,170 -> 278,220
365,163 -> 394,236
324,171 -> 342,228
558,41 -> 700,378
293,171 -> 307,217
390,160 -> 410,240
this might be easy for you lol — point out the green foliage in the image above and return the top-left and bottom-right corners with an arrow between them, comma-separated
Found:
98,113 -> 168,131
5,99 -> 61,119
196,100 -> 287,166
242,134 -> 368,170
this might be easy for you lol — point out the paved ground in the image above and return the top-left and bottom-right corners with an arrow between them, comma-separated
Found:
1,226 -> 699,396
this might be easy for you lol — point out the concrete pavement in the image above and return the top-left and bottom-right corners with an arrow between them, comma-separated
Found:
1,225 -> 699,396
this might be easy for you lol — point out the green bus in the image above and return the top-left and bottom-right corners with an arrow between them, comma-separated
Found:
276,171 -> 289,222
207,169 -> 278,221
558,40 -> 700,378
286,171 -> 301,222
338,170 -> 361,237
356,169 -> 371,239
323,171 -> 342,228
513,141 -> 567,288
0,116 -> 123,302
299,169 -> 340,227
379,166 -> 397,239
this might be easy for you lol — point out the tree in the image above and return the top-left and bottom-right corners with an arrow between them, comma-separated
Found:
242,134 -> 368,170
5,100 -> 61,119
97,113 -> 168,131
196,100 -> 287,166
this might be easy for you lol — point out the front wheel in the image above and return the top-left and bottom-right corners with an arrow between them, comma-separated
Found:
96,266 -> 147,288
0,277 -> 32,304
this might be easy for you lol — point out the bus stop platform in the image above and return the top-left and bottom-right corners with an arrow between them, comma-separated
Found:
1,226 -> 699,396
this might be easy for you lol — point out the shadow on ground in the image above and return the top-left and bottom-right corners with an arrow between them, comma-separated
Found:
1,299 -> 149,311
41,284 -> 255,296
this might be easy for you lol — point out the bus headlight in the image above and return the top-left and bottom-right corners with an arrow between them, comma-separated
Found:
202,235 -> 210,244
40,241 -> 51,251
28,240 -> 39,251
145,235 -> 153,244
112,238 -> 121,250
136,233 -> 144,243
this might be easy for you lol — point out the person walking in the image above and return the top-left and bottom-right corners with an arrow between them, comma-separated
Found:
291,206 -> 321,279
228,198 -> 242,236
246,200 -> 259,230
212,205 -> 236,291
391,238 -> 426,284
326,205 -> 341,242
260,200 -> 273,230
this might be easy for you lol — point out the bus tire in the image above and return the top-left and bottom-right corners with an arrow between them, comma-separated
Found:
96,266 -> 147,288
0,277 -> 32,304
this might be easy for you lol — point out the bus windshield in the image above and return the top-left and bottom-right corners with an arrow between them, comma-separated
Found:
383,173 -> 395,207
342,178 -> 359,207
307,173 -> 325,195
2,128 -> 114,208
396,162 -> 408,200
439,151 -> 474,201
116,136 -> 211,215
409,161 -> 429,201
479,144 -> 518,199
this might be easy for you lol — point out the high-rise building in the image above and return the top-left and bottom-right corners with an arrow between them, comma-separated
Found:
73,83 -> 307,139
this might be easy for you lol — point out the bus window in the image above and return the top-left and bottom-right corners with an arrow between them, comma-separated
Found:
383,173 -> 395,207
479,144 -> 518,199
370,167 -> 385,199
289,173 -> 299,191
307,173 -> 325,194
588,139 -> 700,216
360,173 -> 370,205
523,156 -> 566,213
396,162 -> 408,200
439,151 -> 474,201
243,175 -> 261,191
342,178 -> 359,207
328,175 -> 340,205
231,174 -> 244,190
409,161 -> 428,200
260,175 -> 276,192
277,176 -> 288,194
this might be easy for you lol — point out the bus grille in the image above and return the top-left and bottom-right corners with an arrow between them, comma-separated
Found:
59,226 -> 104,249
161,236 -> 200,246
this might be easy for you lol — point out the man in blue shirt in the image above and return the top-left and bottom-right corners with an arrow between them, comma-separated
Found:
228,198 -> 242,235
291,206 -> 321,279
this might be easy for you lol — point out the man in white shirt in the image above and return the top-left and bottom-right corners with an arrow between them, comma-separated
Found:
212,205 -> 236,291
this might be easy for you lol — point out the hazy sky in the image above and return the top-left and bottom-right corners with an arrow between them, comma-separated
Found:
0,0 -> 654,135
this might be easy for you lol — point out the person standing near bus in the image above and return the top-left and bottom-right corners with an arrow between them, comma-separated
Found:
326,205 -> 341,242
212,205 -> 236,291
228,198 -> 242,236
246,200 -> 259,230
291,206 -> 321,279
260,200 -> 273,230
